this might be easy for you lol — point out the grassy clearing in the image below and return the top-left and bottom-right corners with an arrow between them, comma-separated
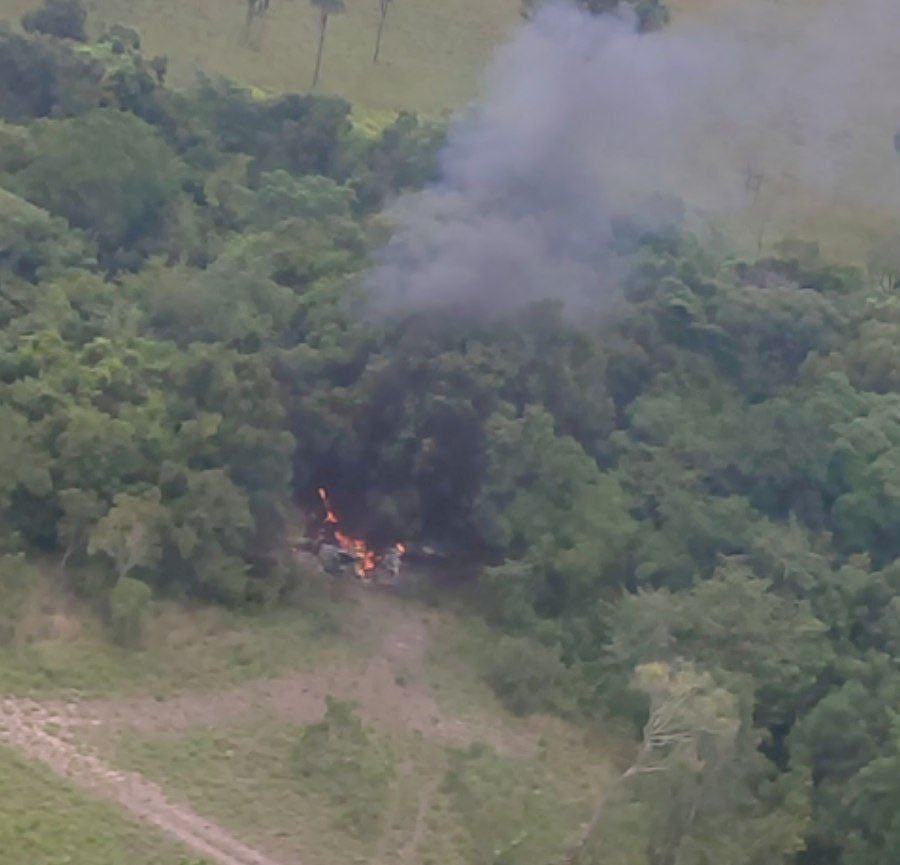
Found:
1,0 -> 522,112
421,607 -> 547,721
1,569 -> 627,864
0,746 -> 188,865
294,697 -> 397,841
441,741 -> 598,865
113,708 -> 616,865
114,715 -> 410,865
0,571 -> 367,698
2,0 -> 897,258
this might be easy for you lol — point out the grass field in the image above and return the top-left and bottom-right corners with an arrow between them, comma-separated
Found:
0,746 -> 188,865
113,711 -> 612,865
0,572 -> 628,865
2,0 -> 522,112
0,569 -> 364,697
2,0 -> 899,259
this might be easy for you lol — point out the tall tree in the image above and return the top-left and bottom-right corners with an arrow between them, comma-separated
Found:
57,488 -> 104,576
88,490 -> 167,582
309,0 -> 344,89
243,0 -> 272,44
521,0 -> 668,32
565,662 -> 740,863
569,662 -> 808,865
373,0 -> 392,63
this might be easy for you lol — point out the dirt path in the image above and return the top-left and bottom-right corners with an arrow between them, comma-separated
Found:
50,596 -> 541,757
397,775 -> 439,865
0,591 -> 545,865
0,697 -> 287,865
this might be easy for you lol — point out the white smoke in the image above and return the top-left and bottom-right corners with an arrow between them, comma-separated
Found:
367,0 -> 900,317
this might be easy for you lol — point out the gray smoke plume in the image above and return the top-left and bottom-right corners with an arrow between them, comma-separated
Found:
367,0 -> 900,317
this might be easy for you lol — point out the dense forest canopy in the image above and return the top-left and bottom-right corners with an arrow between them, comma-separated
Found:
1,2 -> 899,864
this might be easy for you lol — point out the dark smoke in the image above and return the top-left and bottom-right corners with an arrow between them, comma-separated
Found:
367,0 -> 900,318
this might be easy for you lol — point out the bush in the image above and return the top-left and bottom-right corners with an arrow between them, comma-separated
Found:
0,26 -> 104,121
99,23 -> 141,53
0,554 -> 35,646
349,112 -> 444,212
108,576 -> 152,646
190,79 -> 353,179
293,697 -> 395,839
22,0 -> 87,42
482,635 -> 578,717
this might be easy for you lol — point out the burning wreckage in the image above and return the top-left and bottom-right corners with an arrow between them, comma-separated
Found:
310,488 -> 407,585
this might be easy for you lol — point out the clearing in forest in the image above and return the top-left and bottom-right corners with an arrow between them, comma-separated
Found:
0,587 -> 625,865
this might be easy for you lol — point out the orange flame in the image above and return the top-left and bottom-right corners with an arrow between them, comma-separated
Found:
318,488 -> 379,578
317,488 -> 407,581
318,487 -> 338,523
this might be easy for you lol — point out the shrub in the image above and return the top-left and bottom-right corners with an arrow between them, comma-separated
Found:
482,635 -> 578,717
0,26 -> 104,121
0,554 -> 35,646
108,575 -> 152,646
22,0 -> 87,42
293,697 -> 395,839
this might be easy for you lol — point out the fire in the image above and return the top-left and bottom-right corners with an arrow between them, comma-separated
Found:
318,487 -> 338,524
317,487 -> 386,580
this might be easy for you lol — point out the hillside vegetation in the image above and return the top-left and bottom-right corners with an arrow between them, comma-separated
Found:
1,2 -> 899,865
1,0 -> 520,111
0,746 -> 188,865
2,0 -> 897,261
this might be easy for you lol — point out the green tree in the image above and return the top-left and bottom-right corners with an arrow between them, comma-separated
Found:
0,120 -> 35,171
843,743 -> 900,865
606,559 -> 832,728
88,489 -> 167,582
55,407 -> 144,498
108,574 -> 152,645
243,0 -> 272,42
11,109 -> 183,257
310,0 -> 345,89
790,667 -> 900,862
0,26 -> 103,120
575,662 -> 806,865
0,407 -> 53,511
571,661 -> 740,862
164,467 -> 255,602
373,0 -> 392,63
22,0 -> 87,42
0,189 -> 95,282
477,405 -> 636,628
57,488 -> 104,576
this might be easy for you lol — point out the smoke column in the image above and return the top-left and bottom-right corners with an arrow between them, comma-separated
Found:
367,0 -> 900,317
